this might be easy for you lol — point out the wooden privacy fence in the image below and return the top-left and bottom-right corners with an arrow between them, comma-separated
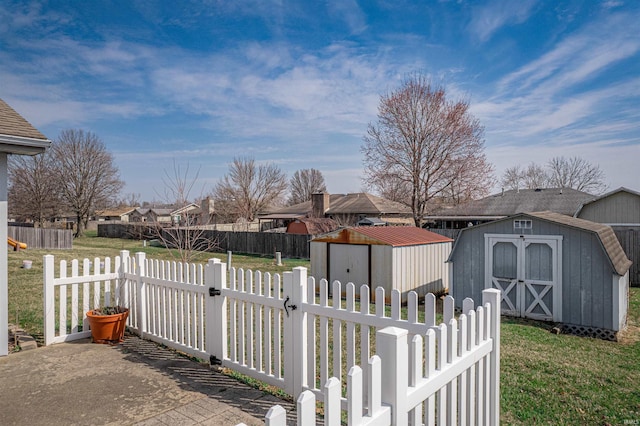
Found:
97,223 -> 311,258
8,226 -> 72,249
43,251 -> 501,425
614,228 -> 640,286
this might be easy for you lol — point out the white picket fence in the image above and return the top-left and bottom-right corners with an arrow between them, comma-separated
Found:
43,251 -> 501,425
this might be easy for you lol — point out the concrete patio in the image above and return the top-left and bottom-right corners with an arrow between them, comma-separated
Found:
0,334 -> 296,425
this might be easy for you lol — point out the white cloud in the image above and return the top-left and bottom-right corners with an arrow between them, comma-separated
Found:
468,0 -> 537,42
326,0 -> 368,34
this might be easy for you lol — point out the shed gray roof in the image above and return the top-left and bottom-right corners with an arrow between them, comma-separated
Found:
526,211 -> 631,276
427,188 -> 594,219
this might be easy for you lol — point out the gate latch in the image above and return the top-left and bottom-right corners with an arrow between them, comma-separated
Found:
283,296 -> 297,317
209,287 -> 221,297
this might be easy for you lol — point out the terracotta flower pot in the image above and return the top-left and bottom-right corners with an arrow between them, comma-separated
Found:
86,308 -> 129,344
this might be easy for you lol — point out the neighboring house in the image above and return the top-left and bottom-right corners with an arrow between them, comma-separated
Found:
129,201 -> 215,227
357,217 -> 387,226
575,187 -> 640,226
286,218 -> 340,235
51,212 -> 78,229
260,192 -> 413,230
145,208 -> 173,224
448,211 -> 631,340
129,208 -> 148,223
94,207 -> 137,222
575,187 -> 640,286
311,226 -> 452,302
0,98 -> 52,356
424,188 -> 594,230
170,203 -> 201,226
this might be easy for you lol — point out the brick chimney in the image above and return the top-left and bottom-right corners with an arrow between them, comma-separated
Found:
311,192 -> 330,218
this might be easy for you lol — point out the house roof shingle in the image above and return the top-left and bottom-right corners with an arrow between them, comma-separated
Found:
264,193 -> 412,218
0,98 -> 48,141
96,207 -> 137,217
427,188 -> 595,219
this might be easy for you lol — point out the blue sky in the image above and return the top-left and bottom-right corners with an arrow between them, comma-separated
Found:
1,0 -> 638,202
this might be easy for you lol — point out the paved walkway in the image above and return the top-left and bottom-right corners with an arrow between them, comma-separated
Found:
0,335 -> 296,425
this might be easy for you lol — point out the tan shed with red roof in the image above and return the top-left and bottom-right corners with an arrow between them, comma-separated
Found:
311,227 -> 452,302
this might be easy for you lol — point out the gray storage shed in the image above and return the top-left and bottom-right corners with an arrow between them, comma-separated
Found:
448,211 -> 631,340
311,227 -> 452,302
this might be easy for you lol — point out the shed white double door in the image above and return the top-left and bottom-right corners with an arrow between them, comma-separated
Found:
329,244 -> 369,288
485,234 -> 562,322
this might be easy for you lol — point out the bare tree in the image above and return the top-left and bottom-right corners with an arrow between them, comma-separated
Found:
214,157 -> 287,222
362,73 -> 494,226
547,156 -> 607,194
500,163 -> 549,190
117,192 -> 141,207
522,162 -> 550,189
501,156 -> 606,194
500,165 -> 523,191
8,150 -> 61,226
374,178 -> 412,205
288,168 -> 327,205
149,162 -> 219,263
51,129 -> 124,237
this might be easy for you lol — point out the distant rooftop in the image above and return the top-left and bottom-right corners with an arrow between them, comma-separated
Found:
426,187 -> 595,219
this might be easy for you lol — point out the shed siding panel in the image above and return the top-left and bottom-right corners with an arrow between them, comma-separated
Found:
371,245 -> 391,294
579,191 -> 640,224
310,242 -> 328,286
565,228 -> 582,325
580,230 -> 593,326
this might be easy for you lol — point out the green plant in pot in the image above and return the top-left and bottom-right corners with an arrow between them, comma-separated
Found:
86,283 -> 130,344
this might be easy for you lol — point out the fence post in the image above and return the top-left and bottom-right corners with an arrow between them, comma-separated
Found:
377,326 -> 408,425
117,250 -> 130,308
206,259 -> 227,365
483,288 -> 501,426
43,254 -> 55,346
283,266 -> 308,398
135,252 -> 147,338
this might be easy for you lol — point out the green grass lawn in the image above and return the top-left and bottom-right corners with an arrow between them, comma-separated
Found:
7,232 -> 640,424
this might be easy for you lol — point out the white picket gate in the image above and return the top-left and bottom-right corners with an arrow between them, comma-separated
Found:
43,251 -> 500,425
44,250 -> 209,359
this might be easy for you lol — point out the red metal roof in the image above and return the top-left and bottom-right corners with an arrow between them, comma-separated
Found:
313,226 -> 452,247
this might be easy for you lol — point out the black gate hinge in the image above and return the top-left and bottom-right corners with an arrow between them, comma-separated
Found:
209,287 -> 221,297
